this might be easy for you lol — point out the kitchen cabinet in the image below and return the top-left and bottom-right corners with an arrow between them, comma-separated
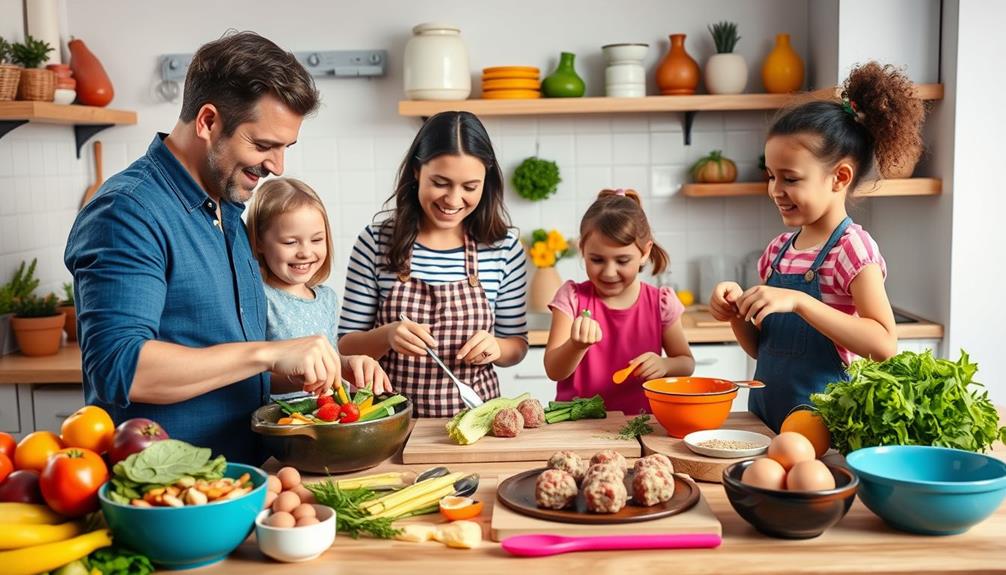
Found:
692,343 -> 751,411
30,384 -> 84,435
0,385 -> 20,434
496,347 -> 554,405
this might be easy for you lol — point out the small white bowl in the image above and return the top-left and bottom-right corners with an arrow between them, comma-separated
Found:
53,88 -> 76,105
683,429 -> 771,459
255,504 -> 336,562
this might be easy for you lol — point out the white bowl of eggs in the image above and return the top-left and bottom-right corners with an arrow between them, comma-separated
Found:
722,432 -> 859,539
255,466 -> 336,562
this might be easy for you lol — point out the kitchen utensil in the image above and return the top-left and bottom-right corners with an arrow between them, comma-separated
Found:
732,380 -> 765,389
501,532 -> 721,557
642,377 -> 739,437
683,429 -> 771,458
80,140 -> 102,208
495,467 -> 699,525
611,362 -> 639,384
255,504 -> 335,562
399,312 -> 483,408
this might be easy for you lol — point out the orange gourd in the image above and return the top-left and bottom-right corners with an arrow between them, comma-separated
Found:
69,38 -> 114,107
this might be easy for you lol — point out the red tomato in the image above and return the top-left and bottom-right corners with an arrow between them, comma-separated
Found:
0,432 -> 15,461
14,431 -> 64,472
61,405 -> 115,454
339,403 -> 361,423
317,394 -> 336,408
0,453 -> 12,483
39,447 -> 108,517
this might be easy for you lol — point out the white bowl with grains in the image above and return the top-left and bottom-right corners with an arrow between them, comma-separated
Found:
683,429 -> 772,459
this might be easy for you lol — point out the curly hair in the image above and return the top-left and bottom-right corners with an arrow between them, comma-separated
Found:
579,189 -> 669,275
769,61 -> 926,188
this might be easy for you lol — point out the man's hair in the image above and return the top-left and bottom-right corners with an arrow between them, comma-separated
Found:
179,31 -> 320,135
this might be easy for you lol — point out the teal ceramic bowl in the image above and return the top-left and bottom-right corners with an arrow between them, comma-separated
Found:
99,463 -> 267,569
846,446 -> 1006,535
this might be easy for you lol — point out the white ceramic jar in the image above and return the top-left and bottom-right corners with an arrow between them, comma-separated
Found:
602,43 -> 648,98
403,22 -> 471,101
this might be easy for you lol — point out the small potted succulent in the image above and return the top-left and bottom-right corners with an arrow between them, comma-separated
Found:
0,36 -> 19,101
11,292 -> 65,357
0,259 -> 40,355
691,150 -> 738,183
59,282 -> 77,342
11,35 -> 55,101
704,21 -> 747,95
512,157 -> 562,202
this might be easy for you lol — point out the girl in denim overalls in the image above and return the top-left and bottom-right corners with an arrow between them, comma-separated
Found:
708,62 -> 926,432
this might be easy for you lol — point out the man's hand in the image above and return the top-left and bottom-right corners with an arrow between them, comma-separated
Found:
269,335 -> 340,396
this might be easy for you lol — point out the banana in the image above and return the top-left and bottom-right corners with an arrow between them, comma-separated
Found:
0,521 -> 83,549
0,503 -> 64,525
0,528 -> 112,575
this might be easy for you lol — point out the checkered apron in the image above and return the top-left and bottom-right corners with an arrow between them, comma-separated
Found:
376,235 -> 500,417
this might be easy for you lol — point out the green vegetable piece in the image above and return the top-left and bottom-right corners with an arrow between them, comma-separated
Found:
446,393 -> 531,445
117,439 -> 213,484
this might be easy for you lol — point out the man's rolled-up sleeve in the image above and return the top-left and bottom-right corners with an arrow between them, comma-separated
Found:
65,190 -> 167,408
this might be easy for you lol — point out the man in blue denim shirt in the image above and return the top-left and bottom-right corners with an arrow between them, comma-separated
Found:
64,32 -> 340,464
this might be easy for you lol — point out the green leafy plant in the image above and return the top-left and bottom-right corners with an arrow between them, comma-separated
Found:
810,350 -> 1006,454
708,21 -> 741,54
13,293 -> 59,318
61,282 -> 74,306
0,259 -> 40,315
513,157 -> 561,201
11,35 -> 53,69
0,37 -> 13,65
617,413 -> 654,440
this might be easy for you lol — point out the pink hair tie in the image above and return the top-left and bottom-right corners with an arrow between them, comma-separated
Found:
614,188 -> 626,196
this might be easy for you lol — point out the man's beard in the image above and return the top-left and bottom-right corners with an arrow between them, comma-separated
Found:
206,142 -> 268,203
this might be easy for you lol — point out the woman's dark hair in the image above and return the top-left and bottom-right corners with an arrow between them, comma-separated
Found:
379,111 -> 510,274
768,61 -> 926,190
180,31 -> 320,135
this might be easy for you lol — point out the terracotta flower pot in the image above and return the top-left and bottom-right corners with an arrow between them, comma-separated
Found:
529,266 -> 563,313
58,304 -> 77,342
655,34 -> 700,95
68,38 -> 114,107
11,312 -> 65,357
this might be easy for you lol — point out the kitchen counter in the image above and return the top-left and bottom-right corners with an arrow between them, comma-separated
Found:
199,416 -> 1006,575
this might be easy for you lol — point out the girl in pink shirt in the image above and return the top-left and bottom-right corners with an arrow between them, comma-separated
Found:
544,189 -> 695,415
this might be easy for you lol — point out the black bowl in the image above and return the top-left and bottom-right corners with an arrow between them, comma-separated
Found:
722,459 -> 859,539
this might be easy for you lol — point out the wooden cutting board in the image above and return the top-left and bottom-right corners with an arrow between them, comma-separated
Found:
640,412 -> 776,483
401,411 -> 641,464
490,473 -> 721,540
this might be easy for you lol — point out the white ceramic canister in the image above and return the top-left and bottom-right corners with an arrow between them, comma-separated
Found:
602,43 -> 647,98
704,53 -> 748,95
403,22 -> 472,100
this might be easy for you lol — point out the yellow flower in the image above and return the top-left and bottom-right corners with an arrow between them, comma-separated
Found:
546,230 -> 568,253
530,241 -> 555,268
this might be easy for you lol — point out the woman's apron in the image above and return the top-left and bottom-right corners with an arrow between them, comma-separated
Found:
749,217 -> 852,432
376,235 -> 500,417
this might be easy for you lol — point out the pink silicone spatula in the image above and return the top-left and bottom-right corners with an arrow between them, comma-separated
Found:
501,533 -> 722,557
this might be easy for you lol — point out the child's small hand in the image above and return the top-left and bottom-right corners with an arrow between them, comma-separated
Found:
628,352 -> 667,381
457,330 -> 501,365
569,313 -> 603,349
387,318 -> 437,356
736,285 -> 806,326
709,281 -> 744,321
343,354 -> 393,395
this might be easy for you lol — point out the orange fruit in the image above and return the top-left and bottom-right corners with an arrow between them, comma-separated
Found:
780,409 -> 831,458
14,431 -> 65,472
439,496 -> 484,521
60,405 -> 115,453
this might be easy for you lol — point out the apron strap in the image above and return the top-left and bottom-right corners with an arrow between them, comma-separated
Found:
808,216 -> 852,272
464,235 -> 480,288
769,231 -> 799,274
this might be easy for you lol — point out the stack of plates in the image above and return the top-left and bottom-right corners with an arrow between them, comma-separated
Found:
481,66 -> 541,99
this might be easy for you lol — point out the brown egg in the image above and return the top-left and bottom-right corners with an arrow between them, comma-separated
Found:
296,516 -> 320,527
741,457 -> 787,490
767,432 -> 817,471
264,490 -> 278,510
267,511 -> 296,528
272,490 -> 301,514
786,460 -> 836,491
292,484 -> 315,504
267,475 -> 282,494
277,467 -> 301,491
291,503 -> 316,521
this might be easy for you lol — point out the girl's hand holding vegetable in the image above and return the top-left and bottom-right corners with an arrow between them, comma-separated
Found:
342,355 -> 393,395
736,285 -> 809,326
569,313 -> 602,349
709,281 -> 744,321
386,319 -> 437,357
457,330 -> 501,365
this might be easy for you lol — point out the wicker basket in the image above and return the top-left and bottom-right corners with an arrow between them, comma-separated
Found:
17,68 -> 55,102
0,64 -> 20,101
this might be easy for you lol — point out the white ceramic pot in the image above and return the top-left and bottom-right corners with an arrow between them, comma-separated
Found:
605,63 -> 645,85
602,43 -> 648,99
403,22 -> 471,101
53,88 -> 75,105
606,84 -> 646,98
704,53 -> 748,95
602,43 -> 649,64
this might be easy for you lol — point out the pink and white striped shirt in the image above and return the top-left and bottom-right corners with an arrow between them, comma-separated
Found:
757,223 -> 887,365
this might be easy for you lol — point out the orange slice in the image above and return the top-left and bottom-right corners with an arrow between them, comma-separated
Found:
439,496 -> 484,520
483,78 -> 541,91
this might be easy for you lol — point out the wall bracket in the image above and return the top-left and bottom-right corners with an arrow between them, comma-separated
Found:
74,124 -> 113,158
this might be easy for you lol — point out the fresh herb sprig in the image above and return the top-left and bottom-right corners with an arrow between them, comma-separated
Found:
544,395 -> 607,424
617,413 -> 654,440
307,480 -> 401,539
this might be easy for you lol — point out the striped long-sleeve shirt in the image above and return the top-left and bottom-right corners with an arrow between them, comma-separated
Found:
338,224 -> 528,340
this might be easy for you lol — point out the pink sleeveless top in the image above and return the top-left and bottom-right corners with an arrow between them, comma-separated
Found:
549,280 -> 682,415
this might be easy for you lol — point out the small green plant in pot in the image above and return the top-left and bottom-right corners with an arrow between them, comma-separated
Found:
11,292 -> 65,357
60,281 -> 78,342
0,259 -> 40,355
704,21 -> 747,95
512,157 -> 562,202
11,35 -> 54,101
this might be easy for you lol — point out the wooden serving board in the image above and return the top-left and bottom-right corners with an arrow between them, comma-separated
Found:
401,411 -> 641,464
640,412 -> 776,483
491,472 -> 720,540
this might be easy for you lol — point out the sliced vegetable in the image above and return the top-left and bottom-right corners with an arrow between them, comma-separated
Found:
445,393 -> 530,445
0,528 -> 112,575
361,472 -> 465,515
335,382 -> 350,406
359,395 -> 408,421
335,472 -> 410,491
439,496 -> 483,521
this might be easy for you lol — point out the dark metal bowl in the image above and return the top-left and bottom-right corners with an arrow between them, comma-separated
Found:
250,400 -> 412,474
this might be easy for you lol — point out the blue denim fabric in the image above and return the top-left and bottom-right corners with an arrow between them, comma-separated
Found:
64,133 -> 269,464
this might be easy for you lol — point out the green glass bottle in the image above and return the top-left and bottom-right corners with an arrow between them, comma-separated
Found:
541,52 -> 585,98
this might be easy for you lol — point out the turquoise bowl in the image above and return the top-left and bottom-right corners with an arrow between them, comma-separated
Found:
99,463 -> 267,569
846,446 -> 1006,535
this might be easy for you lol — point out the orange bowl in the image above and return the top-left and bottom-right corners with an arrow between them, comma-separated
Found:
642,377 -> 738,438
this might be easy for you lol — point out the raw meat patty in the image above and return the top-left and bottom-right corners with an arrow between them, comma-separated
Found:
535,468 -> 578,509
632,466 -> 675,506
582,474 -> 628,513
517,399 -> 545,428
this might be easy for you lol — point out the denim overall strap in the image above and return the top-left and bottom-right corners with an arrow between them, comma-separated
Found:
750,217 -> 852,431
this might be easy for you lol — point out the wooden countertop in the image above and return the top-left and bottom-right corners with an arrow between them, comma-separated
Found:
202,415 -> 1006,575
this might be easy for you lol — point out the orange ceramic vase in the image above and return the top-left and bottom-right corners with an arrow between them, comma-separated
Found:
655,34 -> 700,95
69,38 -> 114,107
761,33 -> 804,93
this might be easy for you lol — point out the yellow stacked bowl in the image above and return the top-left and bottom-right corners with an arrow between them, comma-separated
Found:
481,66 -> 541,99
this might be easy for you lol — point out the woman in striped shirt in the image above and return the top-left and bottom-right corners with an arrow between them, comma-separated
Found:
338,112 -> 528,416
708,62 -> 926,431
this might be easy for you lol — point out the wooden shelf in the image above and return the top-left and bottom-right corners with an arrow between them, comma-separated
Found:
682,178 -> 942,198
0,101 -> 138,157
398,84 -> 943,118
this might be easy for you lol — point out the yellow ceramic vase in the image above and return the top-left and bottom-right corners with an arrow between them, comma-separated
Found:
762,33 -> 804,93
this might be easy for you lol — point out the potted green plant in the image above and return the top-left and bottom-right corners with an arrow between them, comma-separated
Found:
59,281 -> 77,342
0,259 -> 40,355
0,36 -> 19,101
704,21 -> 747,95
11,35 -> 54,101
512,157 -> 562,202
11,292 -> 65,357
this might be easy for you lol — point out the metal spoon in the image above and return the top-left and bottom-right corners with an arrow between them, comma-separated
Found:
399,313 -> 484,408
